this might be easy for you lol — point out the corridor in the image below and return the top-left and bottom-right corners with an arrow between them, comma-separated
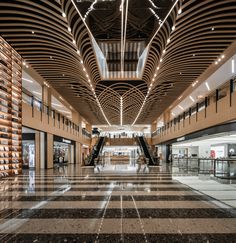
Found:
0,165 -> 236,242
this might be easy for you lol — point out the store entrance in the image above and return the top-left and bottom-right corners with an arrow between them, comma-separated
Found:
53,136 -> 75,166
94,146 -> 139,173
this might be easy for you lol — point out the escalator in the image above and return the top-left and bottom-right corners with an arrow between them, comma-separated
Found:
137,136 -> 155,165
87,136 -> 105,166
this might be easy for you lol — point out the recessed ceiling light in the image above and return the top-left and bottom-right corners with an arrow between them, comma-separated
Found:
218,58 -> 221,62
68,27 -> 71,32
31,31 -> 35,34
215,61 -> 218,65
72,39 -> 76,45
172,25 -> 175,31
163,49 -> 166,54
77,50 -> 80,55
160,58 -> 163,62
62,12 -> 66,18
178,8 -> 182,15
221,54 -> 225,59
26,65 -> 29,68
211,27 -> 214,31
167,38 -> 170,44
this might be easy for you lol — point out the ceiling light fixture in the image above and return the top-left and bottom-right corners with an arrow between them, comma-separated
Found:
68,27 -> 71,32
189,96 -> 195,102
148,0 -> 159,9
149,8 -> 162,25
178,8 -> 182,15
178,105 -> 184,111
84,0 -> 98,20
232,58 -> 235,73
52,103 -> 62,107
172,25 -> 175,31
205,82 -> 210,91
32,91 -> 41,95
62,12 -> 66,18
22,78 -> 33,83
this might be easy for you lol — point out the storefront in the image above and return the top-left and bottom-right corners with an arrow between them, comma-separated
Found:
22,133 -> 35,168
53,136 -> 75,165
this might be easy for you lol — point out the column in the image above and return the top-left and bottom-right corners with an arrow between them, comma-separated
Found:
46,133 -> 54,169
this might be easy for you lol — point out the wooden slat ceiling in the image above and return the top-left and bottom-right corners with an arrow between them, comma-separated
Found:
0,0 -> 236,125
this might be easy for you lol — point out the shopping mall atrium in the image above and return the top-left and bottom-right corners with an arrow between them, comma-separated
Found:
0,0 -> 236,242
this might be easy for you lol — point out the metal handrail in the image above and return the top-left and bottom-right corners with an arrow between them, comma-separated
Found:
22,91 -> 91,138
172,157 -> 236,179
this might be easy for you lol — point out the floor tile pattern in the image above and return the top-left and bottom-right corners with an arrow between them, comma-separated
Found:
0,166 -> 236,242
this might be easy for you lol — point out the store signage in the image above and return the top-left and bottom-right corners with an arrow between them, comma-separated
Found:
62,138 -> 71,144
177,136 -> 185,142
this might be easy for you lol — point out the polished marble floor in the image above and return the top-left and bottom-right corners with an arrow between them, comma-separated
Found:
0,164 -> 236,242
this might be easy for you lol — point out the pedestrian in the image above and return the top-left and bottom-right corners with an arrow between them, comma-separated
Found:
137,153 -> 145,173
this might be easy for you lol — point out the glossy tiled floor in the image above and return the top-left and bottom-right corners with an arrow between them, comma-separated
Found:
0,164 -> 236,242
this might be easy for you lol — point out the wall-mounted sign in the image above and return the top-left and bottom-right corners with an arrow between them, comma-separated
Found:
62,138 -> 71,144
177,136 -> 185,142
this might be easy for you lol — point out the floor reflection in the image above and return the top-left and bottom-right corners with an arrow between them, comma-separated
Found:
0,164 -> 235,242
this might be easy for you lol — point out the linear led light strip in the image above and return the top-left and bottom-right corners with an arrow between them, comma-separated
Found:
120,0 -> 129,75
148,0 -> 159,9
132,0 -> 180,126
84,0 -> 97,20
70,0 -> 111,126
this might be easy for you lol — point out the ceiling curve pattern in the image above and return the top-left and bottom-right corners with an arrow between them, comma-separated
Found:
0,0 -> 236,125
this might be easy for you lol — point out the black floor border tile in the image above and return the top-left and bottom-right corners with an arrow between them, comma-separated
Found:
1,208 -> 236,219
1,233 -> 236,243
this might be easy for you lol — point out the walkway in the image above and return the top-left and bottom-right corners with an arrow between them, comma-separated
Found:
0,165 -> 236,242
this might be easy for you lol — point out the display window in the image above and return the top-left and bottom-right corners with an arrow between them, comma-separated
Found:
22,140 -> 35,168
53,136 -> 75,165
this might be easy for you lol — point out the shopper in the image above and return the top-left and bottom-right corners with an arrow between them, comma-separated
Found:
137,153 -> 145,173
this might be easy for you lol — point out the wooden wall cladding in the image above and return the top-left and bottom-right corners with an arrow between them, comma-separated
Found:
0,36 -> 22,177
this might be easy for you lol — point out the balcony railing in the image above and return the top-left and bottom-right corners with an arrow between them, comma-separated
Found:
22,92 -> 91,139
172,157 -> 236,180
152,77 -> 236,138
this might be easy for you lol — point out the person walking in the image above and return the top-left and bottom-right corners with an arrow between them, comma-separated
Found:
137,153 -> 145,173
